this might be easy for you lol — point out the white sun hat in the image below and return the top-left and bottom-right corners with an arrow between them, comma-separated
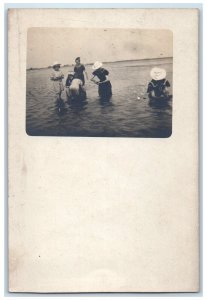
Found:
52,61 -> 61,67
150,67 -> 166,80
92,61 -> 103,70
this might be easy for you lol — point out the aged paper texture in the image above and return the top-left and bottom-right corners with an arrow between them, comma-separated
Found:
8,8 -> 199,292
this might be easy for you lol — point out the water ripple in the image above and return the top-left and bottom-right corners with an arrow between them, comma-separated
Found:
26,59 -> 172,137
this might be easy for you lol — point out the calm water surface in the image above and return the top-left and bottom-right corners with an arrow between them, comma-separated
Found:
26,58 -> 172,137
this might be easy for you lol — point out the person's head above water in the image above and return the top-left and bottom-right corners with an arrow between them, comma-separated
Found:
52,61 -> 61,70
92,61 -> 103,71
75,57 -> 80,64
150,67 -> 166,81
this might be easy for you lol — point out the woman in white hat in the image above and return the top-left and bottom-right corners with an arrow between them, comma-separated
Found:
147,67 -> 170,100
65,71 -> 75,99
50,62 -> 64,100
91,61 -> 112,98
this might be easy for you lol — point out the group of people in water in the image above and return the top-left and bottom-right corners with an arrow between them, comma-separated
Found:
50,56 -> 171,104
50,57 -> 112,102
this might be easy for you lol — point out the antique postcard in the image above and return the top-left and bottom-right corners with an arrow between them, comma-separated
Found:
8,8 -> 199,292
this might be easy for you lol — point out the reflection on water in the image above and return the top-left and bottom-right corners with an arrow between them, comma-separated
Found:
26,58 -> 172,137
99,96 -> 113,107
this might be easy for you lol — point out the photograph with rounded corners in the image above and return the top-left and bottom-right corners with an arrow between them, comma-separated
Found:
26,28 -> 173,138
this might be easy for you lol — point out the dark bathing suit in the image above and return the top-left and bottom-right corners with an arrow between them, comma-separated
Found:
65,76 -> 73,87
74,64 -> 85,85
147,79 -> 170,97
92,68 -> 112,98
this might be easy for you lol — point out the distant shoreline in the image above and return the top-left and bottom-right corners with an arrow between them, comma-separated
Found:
26,57 -> 173,71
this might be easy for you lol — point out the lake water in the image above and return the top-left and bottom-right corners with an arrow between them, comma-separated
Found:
26,58 -> 172,137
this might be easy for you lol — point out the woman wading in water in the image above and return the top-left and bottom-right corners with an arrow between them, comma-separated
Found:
91,61 -> 112,99
50,62 -> 64,100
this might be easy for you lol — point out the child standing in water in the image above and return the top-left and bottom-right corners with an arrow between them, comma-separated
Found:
74,57 -> 88,86
147,67 -> 170,99
91,61 -> 112,99
50,62 -> 64,100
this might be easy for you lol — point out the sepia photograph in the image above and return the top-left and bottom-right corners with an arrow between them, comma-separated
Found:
8,7 -> 199,293
26,28 -> 173,137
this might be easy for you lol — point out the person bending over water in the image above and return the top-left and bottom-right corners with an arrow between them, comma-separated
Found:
50,62 -> 64,100
65,72 -> 86,100
91,61 -> 112,99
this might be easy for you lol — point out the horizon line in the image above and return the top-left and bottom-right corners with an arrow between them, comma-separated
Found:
27,56 -> 173,70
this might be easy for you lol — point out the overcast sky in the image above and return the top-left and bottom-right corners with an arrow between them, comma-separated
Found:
27,28 -> 173,68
